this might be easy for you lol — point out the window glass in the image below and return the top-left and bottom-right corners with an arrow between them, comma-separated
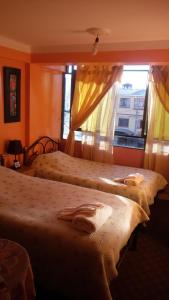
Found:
119,97 -> 130,108
114,65 -> 149,148
118,118 -> 129,127
134,97 -> 144,109
62,74 -> 72,139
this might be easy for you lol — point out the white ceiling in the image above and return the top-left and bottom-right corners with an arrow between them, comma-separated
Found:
0,0 -> 169,53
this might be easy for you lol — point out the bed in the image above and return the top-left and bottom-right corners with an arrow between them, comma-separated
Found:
24,137 -> 167,216
0,166 -> 148,300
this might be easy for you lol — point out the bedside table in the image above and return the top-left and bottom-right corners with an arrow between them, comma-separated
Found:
16,166 -> 35,176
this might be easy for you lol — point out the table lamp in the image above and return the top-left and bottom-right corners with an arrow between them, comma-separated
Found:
7,140 -> 23,169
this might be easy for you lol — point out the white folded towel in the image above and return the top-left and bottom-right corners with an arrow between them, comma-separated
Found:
124,173 -> 144,186
114,173 -> 144,186
57,202 -> 112,233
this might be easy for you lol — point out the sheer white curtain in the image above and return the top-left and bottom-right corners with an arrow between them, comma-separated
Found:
80,82 -> 120,163
64,65 -> 122,156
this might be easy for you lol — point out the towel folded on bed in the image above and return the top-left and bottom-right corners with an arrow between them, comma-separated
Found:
113,173 -> 144,186
57,202 -> 112,233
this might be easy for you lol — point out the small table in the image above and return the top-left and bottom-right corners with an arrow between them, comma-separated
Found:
0,239 -> 36,300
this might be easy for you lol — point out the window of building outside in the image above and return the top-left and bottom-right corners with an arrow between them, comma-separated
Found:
136,119 -> 143,129
134,97 -> 145,109
119,97 -> 130,108
118,118 -> 129,127
62,65 -> 150,149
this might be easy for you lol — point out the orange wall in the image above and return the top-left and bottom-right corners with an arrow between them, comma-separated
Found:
0,54 -> 28,155
60,140 -> 145,168
29,64 -> 62,144
1,46 -> 169,168
113,146 -> 144,167
0,46 -> 62,167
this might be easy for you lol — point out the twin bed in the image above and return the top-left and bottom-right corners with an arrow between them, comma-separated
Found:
25,136 -> 167,216
0,166 -> 148,300
0,136 -> 167,300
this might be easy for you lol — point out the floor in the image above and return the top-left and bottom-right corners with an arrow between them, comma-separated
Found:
111,198 -> 169,300
35,198 -> 169,300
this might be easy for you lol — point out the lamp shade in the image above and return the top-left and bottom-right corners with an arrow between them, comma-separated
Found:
7,140 -> 23,155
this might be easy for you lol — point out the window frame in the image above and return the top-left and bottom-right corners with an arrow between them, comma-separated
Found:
115,67 -> 149,144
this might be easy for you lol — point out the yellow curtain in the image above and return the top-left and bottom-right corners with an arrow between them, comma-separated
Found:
144,72 -> 169,181
152,65 -> 169,112
81,83 -> 120,163
65,64 -> 123,155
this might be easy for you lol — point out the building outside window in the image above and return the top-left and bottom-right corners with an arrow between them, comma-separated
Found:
114,65 -> 149,148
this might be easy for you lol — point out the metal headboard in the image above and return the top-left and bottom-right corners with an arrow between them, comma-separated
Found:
23,136 -> 59,166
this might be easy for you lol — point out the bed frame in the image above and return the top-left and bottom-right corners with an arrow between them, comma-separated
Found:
116,223 -> 141,269
23,136 -> 59,166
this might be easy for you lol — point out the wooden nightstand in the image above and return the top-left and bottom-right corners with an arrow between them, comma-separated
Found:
16,166 -> 35,176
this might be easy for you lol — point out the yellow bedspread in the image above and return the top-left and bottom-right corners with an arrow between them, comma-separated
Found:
32,151 -> 167,215
0,166 -> 148,300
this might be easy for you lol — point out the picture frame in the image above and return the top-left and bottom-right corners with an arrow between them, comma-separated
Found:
3,67 -> 21,123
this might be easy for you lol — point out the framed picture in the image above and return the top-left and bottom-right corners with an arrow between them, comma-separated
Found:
3,67 -> 21,123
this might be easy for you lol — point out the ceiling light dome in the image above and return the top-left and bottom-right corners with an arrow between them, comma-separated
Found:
86,27 -> 111,55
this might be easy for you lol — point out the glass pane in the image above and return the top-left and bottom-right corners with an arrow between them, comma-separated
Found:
121,70 -> 148,89
115,68 -> 148,140
63,112 -> 70,139
75,130 -> 82,141
68,65 -> 72,73
119,97 -> 130,108
64,74 -> 72,111
123,65 -> 150,71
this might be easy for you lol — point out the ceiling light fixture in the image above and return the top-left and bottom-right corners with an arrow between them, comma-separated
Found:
86,27 -> 111,55
92,34 -> 99,55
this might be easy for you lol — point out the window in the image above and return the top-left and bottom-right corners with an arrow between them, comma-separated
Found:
134,97 -> 145,109
61,65 -> 76,139
136,119 -> 143,129
118,118 -> 129,127
114,65 -> 149,148
119,97 -> 130,108
61,64 -> 149,149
